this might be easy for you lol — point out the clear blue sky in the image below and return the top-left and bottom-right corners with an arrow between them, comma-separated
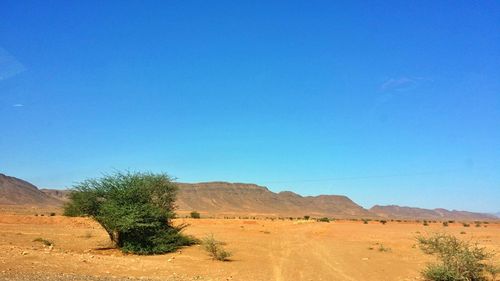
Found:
1,1 -> 499,213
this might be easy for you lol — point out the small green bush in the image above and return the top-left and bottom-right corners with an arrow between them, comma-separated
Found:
417,233 -> 496,281
303,215 -> 310,220
317,217 -> 330,223
201,234 -> 231,261
190,211 -> 201,219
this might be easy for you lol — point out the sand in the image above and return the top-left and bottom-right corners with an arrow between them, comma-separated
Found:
0,213 -> 499,281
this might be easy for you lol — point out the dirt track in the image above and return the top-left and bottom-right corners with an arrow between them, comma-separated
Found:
1,214 -> 499,281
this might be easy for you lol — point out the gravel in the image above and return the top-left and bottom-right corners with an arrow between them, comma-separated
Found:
0,272 -> 209,281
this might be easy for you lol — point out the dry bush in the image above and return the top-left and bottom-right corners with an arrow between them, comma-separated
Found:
378,244 -> 391,252
33,237 -> 53,247
417,233 -> 498,281
201,234 -> 231,261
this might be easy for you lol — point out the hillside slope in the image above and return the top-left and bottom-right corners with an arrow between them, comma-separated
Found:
176,182 -> 374,218
370,205 -> 497,221
0,173 -> 62,206
3,172 -> 496,220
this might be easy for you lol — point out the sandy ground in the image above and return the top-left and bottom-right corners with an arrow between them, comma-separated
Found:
0,213 -> 499,281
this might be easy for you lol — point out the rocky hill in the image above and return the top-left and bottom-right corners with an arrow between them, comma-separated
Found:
176,182 -> 374,218
0,173 -> 62,206
370,205 -> 497,221
1,173 -> 497,220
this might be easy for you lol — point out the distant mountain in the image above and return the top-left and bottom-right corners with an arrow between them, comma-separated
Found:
176,182 -> 374,218
0,173 -> 63,206
40,188 -> 71,202
2,172 -> 497,220
34,180 -> 375,218
370,205 -> 497,221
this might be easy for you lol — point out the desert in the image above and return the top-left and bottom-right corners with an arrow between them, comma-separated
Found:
1,212 -> 499,281
3,1 -> 499,280
0,173 -> 499,281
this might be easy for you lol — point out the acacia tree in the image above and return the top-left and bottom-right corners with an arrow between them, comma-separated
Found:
64,171 -> 196,254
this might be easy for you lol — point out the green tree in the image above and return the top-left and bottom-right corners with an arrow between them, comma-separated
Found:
64,171 -> 196,254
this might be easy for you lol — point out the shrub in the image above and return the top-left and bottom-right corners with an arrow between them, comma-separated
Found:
362,219 -> 369,224
303,215 -> 310,220
378,244 -> 391,252
423,221 -> 429,226
63,171 -> 196,255
190,211 -> 201,219
380,220 -> 387,225
417,233 -> 497,281
463,223 -> 470,227
33,238 -> 53,247
49,212 -> 56,217
317,217 -> 330,223
442,221 -> 448,227
485,265 -> 500,281
201,234 -> 231,261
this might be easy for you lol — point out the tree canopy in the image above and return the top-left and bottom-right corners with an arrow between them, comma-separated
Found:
64,171 -> 196,254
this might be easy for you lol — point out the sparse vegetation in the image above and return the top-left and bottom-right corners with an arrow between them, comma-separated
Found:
303,215 -> 310,220
417,233 -> 497,281
485,265 -> 500,281
442,221 -> 448,227
33,237 -> 53,247
201,234 -> 231,261
317,217 -> 330,223
423,220 -> 429,226
190,211 -> 201,219
463,223 -> 471,227
63,171 -> 197,255
378,244 -> 391,252
380,220 -> 387,225
49,212 -> 56,216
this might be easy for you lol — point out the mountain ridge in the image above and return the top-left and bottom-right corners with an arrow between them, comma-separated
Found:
370,205 -> 497,221
1,173 -> 497,220
0,173 -> 63,206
